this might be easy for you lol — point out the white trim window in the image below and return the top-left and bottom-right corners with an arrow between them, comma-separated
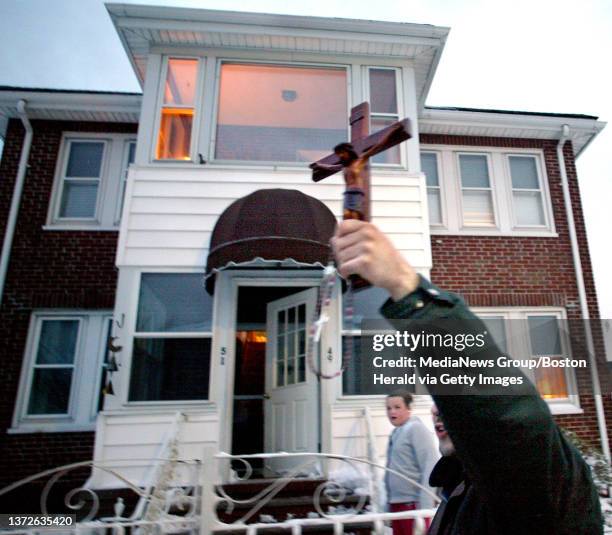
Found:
129,273 -> 213,402
476,308 -> 579,412
507,154 -> 547,227
421,146 -> 555,235
12,311 -> 112,432
421,151 -> 443,226
457,153 -> 496,227
366,67 -> 402,165
154,57 -> 202,161
49,133 -> 136,229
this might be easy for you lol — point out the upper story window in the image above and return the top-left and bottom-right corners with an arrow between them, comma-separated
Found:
458,153 -> 495,227
129,273 -> 212,403
12,311 -> 111,432
367,67 -> 401,165
156,58 -> 200,160
48,133 -> 136,230
214,63 -> 348,163
421,152 -> 442,225
420,147 -> 554,235
508,155 -> 546,226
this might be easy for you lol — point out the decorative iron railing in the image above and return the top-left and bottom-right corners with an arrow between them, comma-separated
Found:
0,448 -> 439,535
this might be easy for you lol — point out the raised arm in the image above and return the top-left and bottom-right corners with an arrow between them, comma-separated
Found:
331,220 -> 602,531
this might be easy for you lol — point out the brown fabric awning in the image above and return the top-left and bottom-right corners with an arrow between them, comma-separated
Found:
205,189 -> 337,293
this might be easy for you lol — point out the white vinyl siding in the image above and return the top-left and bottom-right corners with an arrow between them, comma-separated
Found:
117,166 -> 431,271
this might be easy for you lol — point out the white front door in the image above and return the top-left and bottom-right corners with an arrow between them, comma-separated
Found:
264,288 -> 319,470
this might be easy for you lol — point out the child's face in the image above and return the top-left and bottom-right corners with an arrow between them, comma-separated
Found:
386,396 -> 411,427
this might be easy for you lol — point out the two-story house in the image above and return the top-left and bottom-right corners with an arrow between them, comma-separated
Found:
0,3 -> 609,512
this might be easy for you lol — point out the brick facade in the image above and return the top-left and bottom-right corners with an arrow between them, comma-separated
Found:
0,118 -> 137,497
422,134 -> 612,448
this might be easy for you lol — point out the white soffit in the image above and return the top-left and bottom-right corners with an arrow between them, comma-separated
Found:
0,89 -> 142,124
105,3 -> 449,108
420,107 -> 606,157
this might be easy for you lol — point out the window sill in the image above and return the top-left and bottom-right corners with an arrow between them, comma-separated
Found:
430,229 -> 558,238
43,225 -> 120,232
139,161 -> 408,173
548,402 -> 583,416
8,423 -> 96,434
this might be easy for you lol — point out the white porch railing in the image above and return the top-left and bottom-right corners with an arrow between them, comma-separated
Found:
0,448 -> 439,535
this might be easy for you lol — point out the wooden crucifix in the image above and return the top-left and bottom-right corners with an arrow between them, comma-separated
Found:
309,102 -> 412,222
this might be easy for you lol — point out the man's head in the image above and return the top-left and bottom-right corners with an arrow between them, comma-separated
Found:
334,142 -> 358,165
386,390 -> 413,427
432,404 -> 455,456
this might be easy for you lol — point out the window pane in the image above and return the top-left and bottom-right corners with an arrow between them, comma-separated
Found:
513,191 -> 545,226
421,153 -> 439,186
36,320 -> 78,364
59,181 -> 99,218
28,368 -> 73,414
479,316 -> 507,353
164,58 -> 198,106
509,156 -> 539,189
127,141 -> 136,165
459,154 -> 490,188
427,189 -> 442,225
369,69 -> 397,114
156,109 -> 193,160
343,286 -> 388,330
66,142 -> 104,178
215,64 -> 348,162
535,366 -> 568,399
129,338 -> 211,401
528,316 -> 561,355
371,117 -> 400,164
136,274 -> 212,332
462,190 -> 495,226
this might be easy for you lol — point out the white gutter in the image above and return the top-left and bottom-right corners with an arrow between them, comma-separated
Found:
0,100 -> 33,305
557,124 -> 611,462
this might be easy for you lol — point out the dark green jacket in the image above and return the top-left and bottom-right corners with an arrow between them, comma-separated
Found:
380,276 -> 603,534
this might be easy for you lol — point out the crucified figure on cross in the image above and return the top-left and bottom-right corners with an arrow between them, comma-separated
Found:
310,102 -> 412,221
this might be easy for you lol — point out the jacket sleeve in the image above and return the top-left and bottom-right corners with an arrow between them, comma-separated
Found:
380,276 -> 602,529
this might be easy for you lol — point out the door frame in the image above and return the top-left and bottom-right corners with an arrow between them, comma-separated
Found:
211,269 -> 341,463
